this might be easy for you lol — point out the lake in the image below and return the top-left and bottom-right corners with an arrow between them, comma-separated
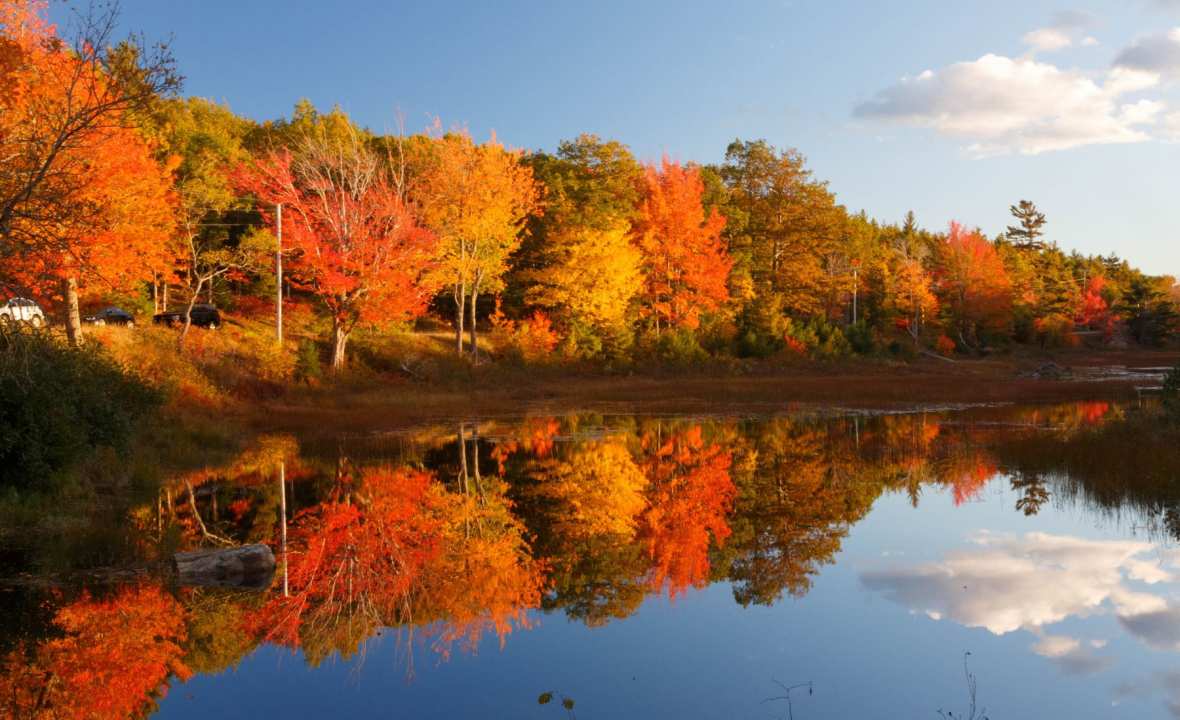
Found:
4,401 -> 1180,718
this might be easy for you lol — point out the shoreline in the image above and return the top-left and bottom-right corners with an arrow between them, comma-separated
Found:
252,349 -> 1179,435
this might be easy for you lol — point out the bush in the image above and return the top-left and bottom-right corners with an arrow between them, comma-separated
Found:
783,317 -> 851,359
295,338 -> 323,383
935,334 -> 957,356
1034,313 -> 1078,349
0,325 -> 161,489
491,308 -> 559,364
843,320 -> 876,355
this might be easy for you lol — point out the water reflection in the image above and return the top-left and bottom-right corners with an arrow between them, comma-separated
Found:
3,402 -> 1180,717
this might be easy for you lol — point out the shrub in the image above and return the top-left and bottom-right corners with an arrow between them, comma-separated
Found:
295,338 -> 323,383
844,320 -> 876,355
1034,313 -> 1078,348
650,327 -> 709,366
783,317 -> 851,359
491,307 -> 560,364
935,334 -> 957,356
0,325 -> 161,489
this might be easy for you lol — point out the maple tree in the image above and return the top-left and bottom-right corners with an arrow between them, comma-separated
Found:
416,128 -> 541,357
236,125 -> 438,369
633,158 -> 731,332
934,222 -> 1013,350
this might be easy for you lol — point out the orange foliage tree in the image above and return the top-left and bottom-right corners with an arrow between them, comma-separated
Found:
236,129 -> 438,369
0,0 -> 179,344
633,158 -> 731,332
934,222 -> 1013,349
0,584 -> 190,719
416,128 -> 541,357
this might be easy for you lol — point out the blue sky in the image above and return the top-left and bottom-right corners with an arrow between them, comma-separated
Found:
74,0 -> 1180,277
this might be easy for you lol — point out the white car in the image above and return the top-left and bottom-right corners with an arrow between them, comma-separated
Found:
0,297 -> 46,327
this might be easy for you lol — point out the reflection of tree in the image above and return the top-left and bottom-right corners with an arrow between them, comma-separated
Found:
723,421 -> 879,606
0,585 -> 190,719
638,424 -> 735,598
249,464 -> 543,666
519,437 -> 651,625
1011,473 -> 1050,516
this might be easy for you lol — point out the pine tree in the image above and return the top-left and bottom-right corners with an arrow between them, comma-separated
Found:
1005,200 -> 1047,251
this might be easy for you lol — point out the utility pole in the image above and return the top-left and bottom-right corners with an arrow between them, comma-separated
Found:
275,203 -> 283,344
851,265 -> 859,325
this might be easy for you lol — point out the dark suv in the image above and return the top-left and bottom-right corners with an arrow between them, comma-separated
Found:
153,304 -> 222,329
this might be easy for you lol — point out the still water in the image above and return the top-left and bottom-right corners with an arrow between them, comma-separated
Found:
4,402 -> 1180,718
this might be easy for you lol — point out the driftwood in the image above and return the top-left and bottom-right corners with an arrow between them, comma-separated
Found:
174,544 -> 275,590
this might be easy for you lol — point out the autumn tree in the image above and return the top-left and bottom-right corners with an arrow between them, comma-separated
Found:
0,0 -> 179,343
153,97 -> 259,341
718,140 -> 847,322
524,222 -> 643,356
633,158 -> 731,332
7,122 -> 176,344
934,222 -> 1013,349
237,123 -> 438,369
1005,199 -> 1047,251
511,135 -> 645,355
887,256 -> 939,345
417,129 -> 540,357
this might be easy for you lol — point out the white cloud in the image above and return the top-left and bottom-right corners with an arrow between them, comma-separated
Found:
1024,28 -> 1074,52
854,55 -> 1162,156
1115,28 -> 1180,79
1022,10 -> 1098,53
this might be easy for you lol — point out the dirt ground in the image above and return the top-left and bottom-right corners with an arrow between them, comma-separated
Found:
253,347 -> 1180,435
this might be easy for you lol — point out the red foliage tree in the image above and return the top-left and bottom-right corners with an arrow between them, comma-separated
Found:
934,222 -> 1013,348
634,158 -> 731,331
236,132 -> 438,369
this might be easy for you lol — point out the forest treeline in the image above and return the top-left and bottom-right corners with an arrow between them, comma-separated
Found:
3,0 -> 1178,379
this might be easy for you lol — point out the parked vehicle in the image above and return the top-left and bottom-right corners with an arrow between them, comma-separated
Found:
0,297 -> 46,327
84,306 -> 135,326
153,303 -> 221,329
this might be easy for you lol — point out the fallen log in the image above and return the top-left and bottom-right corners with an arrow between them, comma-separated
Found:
174,544 -> 275,590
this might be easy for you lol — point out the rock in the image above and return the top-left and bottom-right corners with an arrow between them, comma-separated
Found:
1021,362 -> 1072,380
174,544 -> 275,590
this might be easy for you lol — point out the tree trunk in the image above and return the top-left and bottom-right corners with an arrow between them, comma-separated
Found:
454,282 -> 466,355
61,275 -> 82,346
178,279 -> 203,349
331,317 -> 349,370
162,280 -> 169,311
174,544 -> 275,590
468,285 -> 479,359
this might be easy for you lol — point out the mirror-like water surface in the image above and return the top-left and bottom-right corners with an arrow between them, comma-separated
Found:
4,402 -> 1180,718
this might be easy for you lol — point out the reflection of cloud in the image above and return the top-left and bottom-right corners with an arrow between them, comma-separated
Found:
1031,634 -> 1112,675
860,532 -> 1167,635
1120,606 -> 1180,650
1115,671 -> 1180,717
